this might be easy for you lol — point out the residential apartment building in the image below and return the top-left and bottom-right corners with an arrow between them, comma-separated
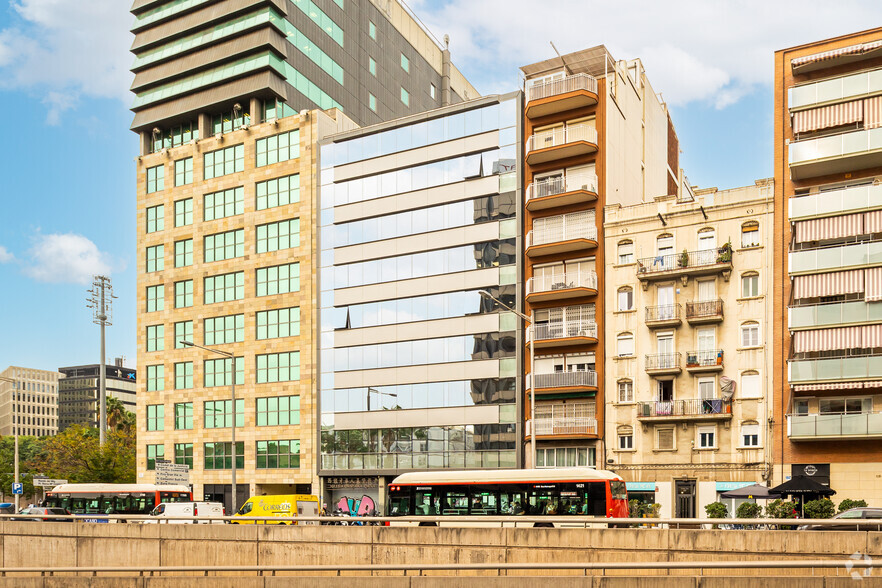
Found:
0,366 -> 60,437
57,361 -> 137,431
605,180 -> 775,518
519,48 -> 679,469
318,94 -> 522,510
774,28 -> 882,501
130,0 -> 478,515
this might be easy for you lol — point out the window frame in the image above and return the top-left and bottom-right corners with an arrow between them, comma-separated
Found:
740,321 -> 761,348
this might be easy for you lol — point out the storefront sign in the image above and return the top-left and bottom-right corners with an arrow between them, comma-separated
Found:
326,476 -> 378,489
715,481 -> 754,492
625,482 -> 657,492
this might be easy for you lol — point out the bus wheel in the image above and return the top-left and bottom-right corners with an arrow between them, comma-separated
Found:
417,522 -> 437,527
533,522 -> 554,528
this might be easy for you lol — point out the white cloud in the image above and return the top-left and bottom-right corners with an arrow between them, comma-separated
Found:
0,246 -> 14,263
0,0 -> 133,119
417,0 -> 882,109
24,233 -> 115,284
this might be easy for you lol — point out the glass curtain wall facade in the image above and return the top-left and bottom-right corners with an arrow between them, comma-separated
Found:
318,94 -> 523,505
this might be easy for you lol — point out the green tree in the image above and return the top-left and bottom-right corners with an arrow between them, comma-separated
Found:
736,502 -> 762,519
0,435 -> 48,497
803,498 -> 835,519
838,498 -> 868,513
27,424 -> 135,484
106,396 -> 135,435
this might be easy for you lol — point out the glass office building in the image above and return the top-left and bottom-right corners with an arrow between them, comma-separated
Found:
318,93 -> 523,507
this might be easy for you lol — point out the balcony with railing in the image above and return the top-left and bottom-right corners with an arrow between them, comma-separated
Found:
788,239 -> 882,275
789,68 -> 882,110
637,398 -> 733,421
645,353 -> 682,375
525,124 -> 598,166
529,320 -> 598,349
788,183 -> 882,221
527,370 -> 598,393
636,247 -> 733,285
528,402 -> 598,438
645,304 -> 682,328
526,270 -> 597,303
789,127 -> 882,180
789,300 -> 882,330
788,353 -> 882,383
526,173 -> 598,211
686,299 -> 724,324
788,412 -> 882,441
525,73 -> 599,119
686,349 -> 724,373
526,220 -> 597,257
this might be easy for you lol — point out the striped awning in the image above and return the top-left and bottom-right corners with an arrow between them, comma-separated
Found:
864,381 -> 882,390
863,324 -> 882,348
793,381 -> 868,392
792,269 -> 864,299
793,212 -> 864,242
792,100 -> 862,134
792,326 -> 862,353
865,209 -> 882,233
792,40 -> 882,68
866,96 -> 882,129
867,267 -> 882,302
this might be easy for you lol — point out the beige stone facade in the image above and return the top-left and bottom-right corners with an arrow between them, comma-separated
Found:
0,366 -> 60,437
603,179 -> 775,518
135,109 -> 354,508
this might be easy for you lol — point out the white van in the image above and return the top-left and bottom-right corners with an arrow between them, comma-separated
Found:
146,501 -> 225,524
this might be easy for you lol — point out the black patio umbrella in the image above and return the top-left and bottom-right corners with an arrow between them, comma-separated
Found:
770,476 -> 836,497
719,484 -> 782,500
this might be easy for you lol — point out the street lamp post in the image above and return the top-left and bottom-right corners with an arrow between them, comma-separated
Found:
180,340 -> 238,513
477,290 -> 536,469
0,376 -> 19,511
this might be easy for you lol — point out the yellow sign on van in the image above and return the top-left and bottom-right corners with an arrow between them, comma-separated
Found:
232,494 -> 319,525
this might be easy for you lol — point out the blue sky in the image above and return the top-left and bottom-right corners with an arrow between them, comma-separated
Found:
0,0 -> 881,372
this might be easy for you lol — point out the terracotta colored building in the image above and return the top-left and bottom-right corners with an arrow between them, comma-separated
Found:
774,28 -> 882,502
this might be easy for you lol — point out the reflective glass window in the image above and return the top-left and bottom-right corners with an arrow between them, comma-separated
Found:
204,187 -> 244,220
204,272 -> 244,304
146,165 -> 164,193
146,205 -> 164,233
256,174 -> 299,210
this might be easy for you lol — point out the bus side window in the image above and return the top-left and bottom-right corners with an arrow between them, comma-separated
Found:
586,482 -> 606,516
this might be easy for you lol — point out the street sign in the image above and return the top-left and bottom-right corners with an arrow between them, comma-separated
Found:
11,483 -> 23,495
32,478 -> 68,488
154,462 -> 189,485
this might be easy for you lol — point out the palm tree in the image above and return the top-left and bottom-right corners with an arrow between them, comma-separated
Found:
105,397 -> 135,435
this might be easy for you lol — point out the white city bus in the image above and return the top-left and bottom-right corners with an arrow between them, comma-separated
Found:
44,484 -> 192,521
387,468 -> 629,526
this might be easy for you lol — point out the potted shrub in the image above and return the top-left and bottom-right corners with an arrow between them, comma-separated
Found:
765,498 -> 799,530
838,498 -> 868,513
803,498 -> 835,519
736,502 -> 763,530
704,501 -> 728,529
678,249 -> 689,268
716,241 -> 732,263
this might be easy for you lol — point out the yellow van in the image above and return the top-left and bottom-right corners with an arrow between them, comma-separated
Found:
231,494 -> 319,525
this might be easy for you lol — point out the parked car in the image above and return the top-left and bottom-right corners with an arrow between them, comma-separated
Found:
0,503 -> 15,515
798,508 -> 882,531
145,501 -> 225,524
12,507 -> 73,522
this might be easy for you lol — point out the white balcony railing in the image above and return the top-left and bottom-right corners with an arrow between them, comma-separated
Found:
789,356 -> 882,383
788,240 -> 882,274
526,173 -> 598,202
789,127 -> 882,166
789,183 -> 882,221
530,320 -> 597,342
789,68 -> 882,109
788,412 -> 882,439
527,73 -> 598,103
526,124 -> 597,154
789,300 -> 882,330
527,220 -> 597,248
528,371 -> 597,390
533,416 -> 598,436
527,270 -> 597,295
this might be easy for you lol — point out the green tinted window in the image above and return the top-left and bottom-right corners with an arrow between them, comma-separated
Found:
256,307 -> 300,339
204,145 -> 244,179
146,324 -> 164,352
147,404 -> 164,431
256,439 -> 300,469
146,165 -> 164,193
204,187 -> 244,220
256,174 -> 299,210
256,263 -> 299,296
175,198 -> 193,227
146,205 -> 164,233
174,239 -> 192,267
256,352 -> 300,383
174,402 -> 193,429
256,395 -> 300,427
256,218 -> 299,253
174,280 -> 192,308
146,365 -> 164,392
146,285 -> 164,312
174,158 -> 193,186
146,245 -> 164,273
204,272 -> 244,304
256,130 -> 299,167
203,442 -> 244,470
174,362 -> 193,390
204,357 -> 244,387
174,443 -> 193,468
204,399 -> 244,428
204,314 -> 244,345
146,444 -> 165,470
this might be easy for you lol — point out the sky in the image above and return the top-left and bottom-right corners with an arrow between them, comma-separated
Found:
0,0 -> 881,373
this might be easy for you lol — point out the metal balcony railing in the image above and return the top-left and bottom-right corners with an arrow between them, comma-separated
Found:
686,299 -> 724,320
645,304 -> 681,322
788,300 -> 882,330
527,270 -> 597,295
638,398 -> 732,418
686,349 -> 724,368
528,371 -> 597,390
527,223 -> 596,248
531,320 -> 597,342
526,173 -> 598,202
645,353 -> 681,371
526,124 -> 597,154
533,415 -> 598,436
637,249 -> 731,275
789,127 -> 882,166
788,412 -> 882,438
788,183 -> 882,221
527,73 -> 598,102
